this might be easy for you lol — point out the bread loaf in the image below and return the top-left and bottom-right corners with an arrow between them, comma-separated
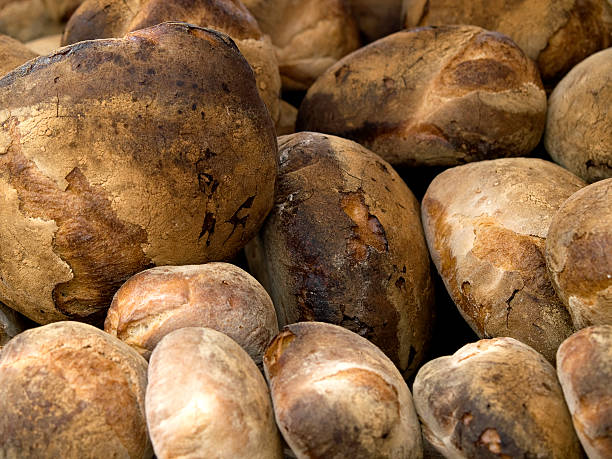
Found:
0,34 -> 37,76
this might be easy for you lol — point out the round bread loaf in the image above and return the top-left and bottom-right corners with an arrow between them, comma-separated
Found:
146,327 -> 282,459
413,337 -> 583,458
347,0 -> 403,42
546,179 -> 612,329
241,0 -> 360,90
0,34 -> 37,76
402,0 -> 612,83
63,0 -> 282,127
0,22 -> 277,325
246,132 -> 434,376
557,325 -> 612,459
0,302 -> 27,348
25,33 -> 62,55
264,322 -> 423,458
105,263 -> 279,363
421,158 -> 585,362
0,321 -> 151,458
297,26 -> 546,167
545,48 -> 612,183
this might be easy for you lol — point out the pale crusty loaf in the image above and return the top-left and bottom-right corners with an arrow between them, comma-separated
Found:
413,337 -> 583,458
0,321 -> 151,458
246,132 -> 434,377
0,34 -> 37,76
557,326 -> 612,459
545,48 -> 612,183
546,179 -> 612,329
264,322 -> 423,458
402,0 -> 612,82
422,158 -> 585,362
146,327 -> 282,459
297,26 -> 547,167
105,263 -> 279,363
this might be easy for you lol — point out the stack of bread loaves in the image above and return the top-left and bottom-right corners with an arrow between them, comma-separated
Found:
0,1 -> 610,458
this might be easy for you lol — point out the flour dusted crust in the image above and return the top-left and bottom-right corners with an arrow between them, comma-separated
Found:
0,34 -> 37,76
0,321 -> 151,458
421,158 -> 585,362
63,0 -> 282,126
413,337 -> 582,458
297,26 -> 547,167
146,327 -> 282,459
546,179 -> 612,329
105,263 -> 279,363
0,22 -> 277,324
264,322 -> 423,458
402,0 -> 612,82
557,326 -> 612,459
545,49 -> 612,183
246,132 -> 434,376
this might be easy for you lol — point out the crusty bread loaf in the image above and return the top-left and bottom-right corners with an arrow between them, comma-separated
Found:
146,327 -> 282,459
545,48 -> 612,183
421,158 -> 585,362
105,263 -> 279,363
297,26 -> 546,167
0,34 -> 37,76
25,33 -> 61,55
557,326 -> 612,459
0,302 -> 26,348
402,0 -> 612,83
546,179 -> 612,329
246,132 -> 434,376
264,322 -> 423,458
347,0 -> 403,42
413,337 -> 583,458
0,321 -> 151,458
63,0 -> 282,126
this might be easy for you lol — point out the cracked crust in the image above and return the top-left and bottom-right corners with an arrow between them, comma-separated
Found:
146,327 -> 282,459
0,321 -> 152,458
421,158 -> 585,362
0,34 -> 38,76
402,0 -> 612,82
0,22 -> 277,324
545,48 -> 612,183
297,25 -> 546,167
546,179 -> 612,329
246,132 -> 434,377
557,326 -> 612,459
263,322 -> 422,458
104,263 -> 279,364
413,337 -> 583,458
63,0 -> 282,126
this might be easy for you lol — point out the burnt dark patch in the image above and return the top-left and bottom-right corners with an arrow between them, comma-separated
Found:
225,195 -> 255,242
341,314 -> 374,338
395,277 -> 406,290
198,212 -> 216,246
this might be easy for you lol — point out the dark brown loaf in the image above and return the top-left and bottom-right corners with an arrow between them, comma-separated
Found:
297,26 -> 547,167
546,179 -> 612,329
146,327 -> 282,459
0,321 -> 151,458
264,322 -> 423,458
557,326 -> 612,459
413,337 -> 583,458
0,22 -> 277,325
246,132 -> 434,377
105,263 -> 279,363
421,158 -> 585,362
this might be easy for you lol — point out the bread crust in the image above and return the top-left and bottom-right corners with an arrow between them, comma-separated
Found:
0,302 -> 26,348
0,34 -> 37,76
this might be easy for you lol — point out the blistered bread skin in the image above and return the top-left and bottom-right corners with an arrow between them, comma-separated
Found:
0,321 -> 151,458
105,263 -> 279,363
413,337 -> 582,458
297,26 -> 546,167
0,22 -> 277,325
264,322 -> 423,458
246,132 -> 434,377
146,327 -> 283,459
421,158 -> 585,362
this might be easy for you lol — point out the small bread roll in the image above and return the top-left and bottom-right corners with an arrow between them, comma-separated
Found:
264,322 -> 423,458
0,302 -> 27,348
146,327 -> 282,459
546,179 -> 612,329
0,322 -> 151,458
545,48 -> 612,183
105,263 -> 279,363
0,34 -> 37,76
413,337 -> 583,458
557,326 -> 612,459
297,26 -> 546,167
422,158 -> 585,362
